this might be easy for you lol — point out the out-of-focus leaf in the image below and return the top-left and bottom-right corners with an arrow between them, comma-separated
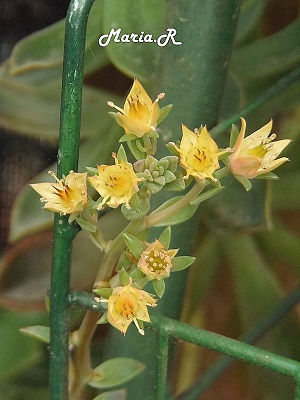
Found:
88,357 -> 145,389
3,0 -> 108,84
0,384 -> 49,400
234,0 -> 267,45
92,390 -> 126,400
0,310 -> 45,380
181,234 -> 221,321
231,19 -> 300,84
102,0 -> 166,81
201,176 -> 266,233
9,124 -> 121,243
257,220 -> 300,280
19,325 -> 50,344
0,78 -> 120,141
0,211 -> 128,310
223,235 -> 281,330
272,171 -> 300,210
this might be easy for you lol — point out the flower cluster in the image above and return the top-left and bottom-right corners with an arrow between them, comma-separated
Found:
31,79 -> 291,335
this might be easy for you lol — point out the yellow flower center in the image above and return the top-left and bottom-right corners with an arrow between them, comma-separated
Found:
144,249 -> 171,275
247,143 -> 268,158
103,165 -> 135,196
186,147 -> 213,173
127,93 -> 150,123
55,184 -> 76,207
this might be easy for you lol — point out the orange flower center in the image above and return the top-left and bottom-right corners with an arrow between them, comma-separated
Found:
114,294 -> 137,321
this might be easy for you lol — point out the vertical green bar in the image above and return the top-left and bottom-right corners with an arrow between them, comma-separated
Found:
156,330 -> 169,400
296,374 -> 300,400
49,1 -> 95,399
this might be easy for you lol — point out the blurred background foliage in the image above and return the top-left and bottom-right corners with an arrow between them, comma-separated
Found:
0,0 -> 300,399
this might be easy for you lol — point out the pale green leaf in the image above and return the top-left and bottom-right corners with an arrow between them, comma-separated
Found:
88,357 -> 145,389
19,325 -> 50,344
152,279 -> 165,298
171,256 -> 195,272
150,196 -> 198,227
92,389 -> 126,400
157,226 -> 171,249
122,233 -> 144,259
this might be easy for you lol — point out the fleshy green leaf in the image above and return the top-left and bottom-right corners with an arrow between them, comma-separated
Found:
157,226 -> 171,249
152,279 -> 165,298
171,256 -> 195,272
92,389 -> 127,400
88,357 -> 145,389
129,268 -> 146,282
93,288 -> 113,299
122,233 -> 144,259
119,268 -> 131,286
157,104 -> 173,124
150,196 -> 198,227
97,312 -> 108,325
256,172 -> 279,180
116,145 -> 128,162
19,325 -> 50,344
76,218 -> 97,233
234,175 -> 252,191
121,194 -> 150,220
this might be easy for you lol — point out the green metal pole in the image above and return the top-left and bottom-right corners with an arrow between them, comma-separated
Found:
49,1 -> 95,399
150,315 -> 300,379
177,286 -> 300,400
156,329 -> 169,400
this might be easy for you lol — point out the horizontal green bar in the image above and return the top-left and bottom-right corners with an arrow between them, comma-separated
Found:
150,315 -> 300,379
69,290 -> 300,381
177,286 -> 300,400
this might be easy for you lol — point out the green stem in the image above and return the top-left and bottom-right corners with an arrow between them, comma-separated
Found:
69,311 -> 100,400
94,218 -> 145,286
145,180 -> 208,227
49,1 -> 95,399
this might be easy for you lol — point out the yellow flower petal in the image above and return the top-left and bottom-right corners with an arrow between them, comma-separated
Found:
108,78 -> 165,138
175,124 -> 222,180
107,284 -> 157,335
88,158 -> 140,209
30,171 -> 87,215
229,118 -> 291,179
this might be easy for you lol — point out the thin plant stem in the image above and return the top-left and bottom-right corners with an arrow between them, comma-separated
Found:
145,180 -> 208,227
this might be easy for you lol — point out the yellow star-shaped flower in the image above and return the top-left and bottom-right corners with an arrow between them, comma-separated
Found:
137,240 -> 178,281
88,156 -> 141,210
30,170 -> 87,215
229,118 -> 290,179
107,284 -> 157,335
108,78 -> 165,138
174,124 -> 223,181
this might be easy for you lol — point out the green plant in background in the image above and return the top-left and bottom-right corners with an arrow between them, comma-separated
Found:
0,0 -> 300,399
